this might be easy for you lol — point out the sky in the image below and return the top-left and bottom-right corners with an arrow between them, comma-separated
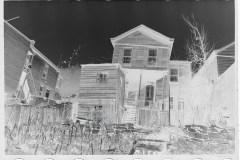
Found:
4,1 -> 235,68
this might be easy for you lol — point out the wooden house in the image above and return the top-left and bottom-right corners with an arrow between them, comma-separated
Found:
14,45 -> 62,104
4,21 -> 62,104
110,24 -> 175,126
4,21 -> 35,99
189,42 -> 235,127
77,63 -> 126,124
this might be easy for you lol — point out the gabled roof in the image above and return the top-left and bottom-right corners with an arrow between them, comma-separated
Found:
213,42 -> 235,57
31,46 -> 61,73
110,24 -> 174,47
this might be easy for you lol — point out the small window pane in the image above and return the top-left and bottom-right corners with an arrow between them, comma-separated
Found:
123,57 -> 131,63
45,89 -> 50,98
171,69 -> 178,75
124,49 -> 132,56
170,97 -> 173,102
149,49 -> 157,56
170,76 -> 178,82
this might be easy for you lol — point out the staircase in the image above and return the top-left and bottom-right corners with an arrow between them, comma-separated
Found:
122,105 -> 137,124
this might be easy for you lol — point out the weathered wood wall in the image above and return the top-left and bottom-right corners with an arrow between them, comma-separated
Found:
116,68 -> 126,123
217,43 -> 235,76
79,65 -> 119,99
4,21 -> 31,97
112,45 -> 170,70
5,103 -> 69,127
77,99 -> 118,124
78,64 -> 125,124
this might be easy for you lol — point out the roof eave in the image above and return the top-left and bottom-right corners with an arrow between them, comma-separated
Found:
31,46 -> 61,73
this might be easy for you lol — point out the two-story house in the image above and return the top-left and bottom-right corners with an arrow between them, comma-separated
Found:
16,46 -> 62,103
5,21 -> 62,104
111,25 -> 174,126
189,42 -> 235,127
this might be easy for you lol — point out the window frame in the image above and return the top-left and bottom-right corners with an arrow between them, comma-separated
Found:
42,64 -> 49,79
122,48 -> 132,64
39,85 -> 44,97
147,49 -> 157,66
145,85 -> 154,100
96,72 -> 108,84
56,76 -> 62,90
170,68 -> 179,83
45,88 -> 50,98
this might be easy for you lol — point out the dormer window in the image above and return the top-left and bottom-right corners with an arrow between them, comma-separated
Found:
148,49 -> 157,66
42,64 -> 49,79
123,49 -> 132,64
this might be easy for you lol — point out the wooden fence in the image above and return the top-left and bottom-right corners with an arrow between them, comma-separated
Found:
77,99 -> 119,124
5,102 -> 72,128
138,109 -> 169,126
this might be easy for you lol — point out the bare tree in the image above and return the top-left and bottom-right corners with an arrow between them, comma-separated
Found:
182,14 -> 215,74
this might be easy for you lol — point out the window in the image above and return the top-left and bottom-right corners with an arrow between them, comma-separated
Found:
146,85 -> 154,99
45,89 -> 50,98
170,68 -> 178,82
170,97 -> 173,109
39,85 -> 43,96
123,49 -> 132,64
96,72 -> 108,83
42,64 -> 49,79
56,77 -> 62,89
162,103 -> 165,110
148,49 -> 157,66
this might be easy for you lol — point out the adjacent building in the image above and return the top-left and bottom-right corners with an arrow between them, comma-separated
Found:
4,21 -> 62,104
77,63 -> 126,124
110,24 -> 176,126
188,42 -> 235,127
4,21 -> 35,100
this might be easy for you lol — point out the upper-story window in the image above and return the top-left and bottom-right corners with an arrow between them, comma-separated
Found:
123,49 -> 132,64
96,72 -> 108,83
148,49 -> 157,66
170,68 -> 179,82
39,85 -> 44,96
56,76 -> 62,90
42,64 -> 49,79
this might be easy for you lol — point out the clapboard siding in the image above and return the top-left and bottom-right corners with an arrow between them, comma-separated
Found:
217,43 -> 235,57
4,21 -> 31,97
78,64 -> 124,101
112,45 -> 170,69
215,43 -> 235,76
217,56 -> 235,77
78,64 -> 125,123
31,54 -> 60,99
